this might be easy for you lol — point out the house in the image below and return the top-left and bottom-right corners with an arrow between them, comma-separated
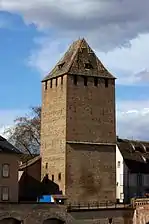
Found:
116,138 -> 149,203
0,135 -> 21,202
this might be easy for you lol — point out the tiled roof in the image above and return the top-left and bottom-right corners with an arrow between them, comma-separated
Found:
19,155 -> 41,170
42,38 -> 116,81
0,135 -> 21,154
117,138 -> 149,173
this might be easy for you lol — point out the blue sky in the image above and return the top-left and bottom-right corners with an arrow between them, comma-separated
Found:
1,0 -> 149,140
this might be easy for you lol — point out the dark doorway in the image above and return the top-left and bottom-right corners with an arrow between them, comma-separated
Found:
43,218 -> 65,224
0,218 -> 21,224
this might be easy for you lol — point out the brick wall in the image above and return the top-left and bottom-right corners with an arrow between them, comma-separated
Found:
66,75 -> 116,143
66,143 -> 116,203
41,75 -> 67,194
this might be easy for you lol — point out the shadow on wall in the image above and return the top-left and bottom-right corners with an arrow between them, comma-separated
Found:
19,173 -> 62,202
0,218 -> 21,224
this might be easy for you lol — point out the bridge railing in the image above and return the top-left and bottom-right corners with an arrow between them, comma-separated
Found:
66,201 -> 132,211
131,198 -> 149,208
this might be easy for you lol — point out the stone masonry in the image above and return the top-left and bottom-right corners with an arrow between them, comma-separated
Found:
40,38 -> 117,204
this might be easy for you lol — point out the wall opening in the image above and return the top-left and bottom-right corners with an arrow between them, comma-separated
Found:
0,218 -> 21,224
105,79 -> 108,88
43,218 -> 65,224
84,76 -> 88,86
73,76 -> 77,85
94,77 -> 98,87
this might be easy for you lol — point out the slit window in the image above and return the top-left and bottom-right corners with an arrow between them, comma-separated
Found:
73,76 -> 78,85
55,78 -> 58,86
45,163 -> 48,169
94,77 -> 98,87
105,79 -> 108,88
50,80 -> 52,88
58,173 -> 61,181
61,76 -> 63,85
45,81 -> 48,90
84,77 -> 88,86
52,175 -> 54,181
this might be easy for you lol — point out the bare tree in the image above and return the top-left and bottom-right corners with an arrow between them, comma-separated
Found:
4,106 -> 41,155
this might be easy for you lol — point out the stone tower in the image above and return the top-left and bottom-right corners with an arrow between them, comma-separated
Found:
41,38 -> 116,203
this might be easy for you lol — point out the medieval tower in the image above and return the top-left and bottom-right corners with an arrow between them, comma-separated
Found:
41,38 -> 116,203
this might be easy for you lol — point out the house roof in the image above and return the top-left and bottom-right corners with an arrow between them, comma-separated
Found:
19,155 -> 41,170
42,38 -> 116,82
117,138 -> 149,173
0,135 -> 21,154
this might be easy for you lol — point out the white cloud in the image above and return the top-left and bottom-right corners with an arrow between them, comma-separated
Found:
0,109 -> 28,139
28,34 -> 149,85
1,0 -> 149,84
117,100 -> 149,140
1,0 -> 149,51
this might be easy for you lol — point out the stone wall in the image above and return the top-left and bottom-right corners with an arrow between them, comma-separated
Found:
0,204 -> 134,224
66,143 -> 116,204
66,75 -> 116,143
41,75 -> 67,194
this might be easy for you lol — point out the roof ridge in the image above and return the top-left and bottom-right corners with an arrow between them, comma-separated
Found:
67,39 -> 83,73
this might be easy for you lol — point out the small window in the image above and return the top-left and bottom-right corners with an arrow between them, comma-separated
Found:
58,62 -> 65,69
58,173 -> 61,181
85,62 -> 93,69
105,79 -> 108,88
84,77 -> 88,86
45,81 -> 48,90
45,163 -> 48,169
52,175 -> 54,181
2,164 -> 10,178
94,77 -> 98,87
50,79 -> 52,88
1,187 -> 9,201
55,78 -> 58,86
73,76 -> 77,85
117,161 -> 120,168
61,76 -> 63,85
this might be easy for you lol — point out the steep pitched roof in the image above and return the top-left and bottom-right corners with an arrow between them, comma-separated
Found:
0,135 -> 21,154
42,38 -> 116,81
117,138 -> 149,173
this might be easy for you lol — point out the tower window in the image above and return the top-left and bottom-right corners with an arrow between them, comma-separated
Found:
84,77 -> 88,86
50,79 -> 52,88
58,173 -> 61,181
45,163 -> 48,169
73,76 -> 78,85
55,78 -> 58,86
94,77 -> 98,87
45,81 -> 48,90
58,62 -> 65,69
105,79 -> 108,88
61,76 -> 63,85
52,175 -> 54,181
85,62 -> 93,69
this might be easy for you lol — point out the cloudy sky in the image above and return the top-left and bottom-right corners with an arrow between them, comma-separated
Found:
0,0 -> 149,140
